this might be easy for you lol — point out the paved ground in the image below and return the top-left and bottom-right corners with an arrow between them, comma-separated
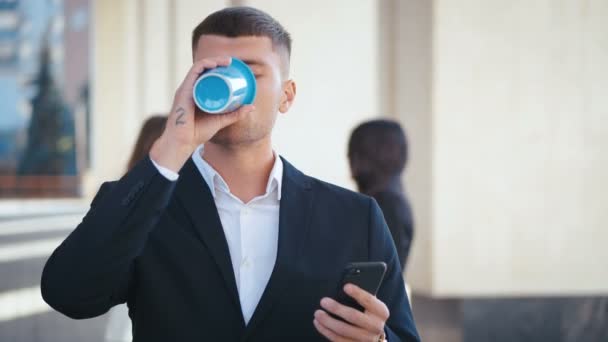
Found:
0,214 -> 112,342
2,214 -> 606,342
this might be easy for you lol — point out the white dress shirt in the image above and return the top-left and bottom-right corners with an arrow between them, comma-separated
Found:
151,145 -> 282,324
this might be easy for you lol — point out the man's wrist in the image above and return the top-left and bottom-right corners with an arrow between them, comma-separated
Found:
150,158 -> 180,181
149,137 -> 194,173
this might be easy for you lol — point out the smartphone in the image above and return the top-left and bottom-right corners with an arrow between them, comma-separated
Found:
334,262 -> 387,312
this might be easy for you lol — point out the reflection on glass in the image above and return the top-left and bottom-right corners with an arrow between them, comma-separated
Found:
0,0 -> 90,198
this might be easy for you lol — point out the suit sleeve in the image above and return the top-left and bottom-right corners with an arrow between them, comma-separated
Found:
368,198 -> 420,341
41,157 -> 176,319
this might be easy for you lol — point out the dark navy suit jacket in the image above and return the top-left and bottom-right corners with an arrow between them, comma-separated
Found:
41,157 -> 420,341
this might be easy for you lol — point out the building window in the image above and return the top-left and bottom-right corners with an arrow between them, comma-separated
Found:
0,0 -> 90,198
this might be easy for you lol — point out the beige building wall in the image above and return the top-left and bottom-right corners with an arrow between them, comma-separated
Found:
398,0 -> 608,296
391,0 -> 435,294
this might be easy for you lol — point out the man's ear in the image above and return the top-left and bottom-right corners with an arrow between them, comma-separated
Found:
279,80 -> 296,113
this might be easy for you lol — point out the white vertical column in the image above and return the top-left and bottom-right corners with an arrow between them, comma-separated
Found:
140,0 -> 172,118
89,0 -> 141,190
391,0 -> 434,292
376,0 -> 397,117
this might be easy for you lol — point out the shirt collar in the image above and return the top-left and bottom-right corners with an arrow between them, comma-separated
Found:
191,144 -> 283,201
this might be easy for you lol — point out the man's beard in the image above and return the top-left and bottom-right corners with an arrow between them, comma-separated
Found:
210,121 -> 267,147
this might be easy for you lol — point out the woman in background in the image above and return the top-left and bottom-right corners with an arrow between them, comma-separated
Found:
126,116 -> 167,171
348,119 -> 414,271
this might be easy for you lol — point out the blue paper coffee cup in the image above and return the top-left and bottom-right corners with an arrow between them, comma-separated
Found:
192,57 -> 257,114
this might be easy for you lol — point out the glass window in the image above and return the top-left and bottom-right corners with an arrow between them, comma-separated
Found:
0,0 -> 90,198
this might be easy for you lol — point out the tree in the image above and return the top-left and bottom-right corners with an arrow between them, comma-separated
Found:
17,41 -> 76,175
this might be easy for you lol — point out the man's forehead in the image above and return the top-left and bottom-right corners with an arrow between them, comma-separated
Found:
194,35 -> 276,61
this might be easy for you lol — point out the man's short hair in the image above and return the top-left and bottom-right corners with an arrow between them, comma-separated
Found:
192,7 -> 292,60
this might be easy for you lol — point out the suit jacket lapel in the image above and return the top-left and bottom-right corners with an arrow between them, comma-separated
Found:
243,157 -> 314,339
174,159 -> 243,324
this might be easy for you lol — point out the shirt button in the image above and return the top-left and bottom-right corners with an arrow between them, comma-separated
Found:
243,208 -> 250,215
242,257 -> 251,268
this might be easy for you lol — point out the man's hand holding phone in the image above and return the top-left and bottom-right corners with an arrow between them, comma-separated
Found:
314,262 -> 389,342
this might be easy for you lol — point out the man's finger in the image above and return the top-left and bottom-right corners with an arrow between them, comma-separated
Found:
344,284 -> 390,321
182,56 -> 232,89
217,104 -> 255,127
314,310 -> 376,341
314,318 -> 345,342
320,297 -> 383,334
196,104 -> 255,130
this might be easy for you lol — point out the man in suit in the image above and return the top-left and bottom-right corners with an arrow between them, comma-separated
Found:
41,7 -> 420,342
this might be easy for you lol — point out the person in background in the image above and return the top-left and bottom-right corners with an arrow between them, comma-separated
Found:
105,115 -> 165,342
126,115 -> 167,171
348,119 -> 414,271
